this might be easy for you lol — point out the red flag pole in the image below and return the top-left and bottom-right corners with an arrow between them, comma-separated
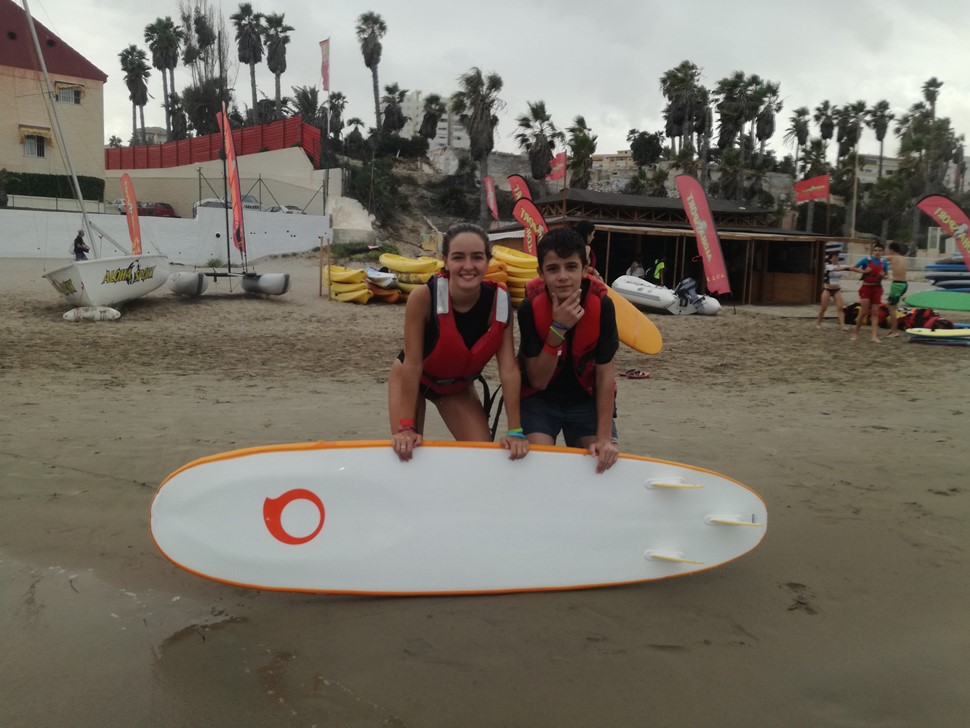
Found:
561,151 -> 568,219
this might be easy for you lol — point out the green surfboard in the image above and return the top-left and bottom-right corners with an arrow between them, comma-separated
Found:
905,290 -> 970,312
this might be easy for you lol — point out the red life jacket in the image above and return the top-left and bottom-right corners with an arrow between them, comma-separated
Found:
861,258 -> 885,285
524,275 -> 607,396
420,277 -> 510,395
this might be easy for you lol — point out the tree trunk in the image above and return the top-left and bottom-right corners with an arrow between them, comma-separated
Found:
161,72 -> 171,140
275,74 -> 281,119
806,200 -> 815,233
877,139 -> 884,179
371,67 -> 382,140
479,153 -> 490,228
132,104 -> 137,145
139,105 -> 146,145
250,63 -> 259,124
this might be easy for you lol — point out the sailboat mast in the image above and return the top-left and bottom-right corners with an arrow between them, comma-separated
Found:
217,29 -> 231,274
21,0 -> 98,256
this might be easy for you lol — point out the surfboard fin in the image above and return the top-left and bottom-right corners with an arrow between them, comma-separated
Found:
705,515 -> 764,527
645,550 -> 704,565
645,478 -> 703,490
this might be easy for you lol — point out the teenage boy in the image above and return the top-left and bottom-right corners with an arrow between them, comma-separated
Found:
851,241 -> 889,343
517,227 -> 620,473
885,242 -> 909,338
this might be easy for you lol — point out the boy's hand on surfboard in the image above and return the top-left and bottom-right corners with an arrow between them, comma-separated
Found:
392,430 -> 422,461
500,434 -> 530,460
588,439 -> 619,473
550,289 -> 584,329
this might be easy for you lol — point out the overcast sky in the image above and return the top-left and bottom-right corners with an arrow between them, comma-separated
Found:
26,0 -> 970,163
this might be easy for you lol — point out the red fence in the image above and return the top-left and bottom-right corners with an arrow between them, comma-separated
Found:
105,117 -> 322,170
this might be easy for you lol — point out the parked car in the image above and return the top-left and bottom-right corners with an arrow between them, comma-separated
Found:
267,205 -> 306,214
193,194 -> 261,215
137,202 -> 179,218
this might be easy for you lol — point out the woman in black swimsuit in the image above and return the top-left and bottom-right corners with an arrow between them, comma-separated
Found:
816,251 -> 850,330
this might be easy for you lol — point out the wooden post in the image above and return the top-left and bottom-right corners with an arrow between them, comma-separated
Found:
605,231 -> 612,278
319,237 -> 324,297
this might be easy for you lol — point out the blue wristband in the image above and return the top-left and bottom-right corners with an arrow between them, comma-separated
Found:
506,430 -> 526,439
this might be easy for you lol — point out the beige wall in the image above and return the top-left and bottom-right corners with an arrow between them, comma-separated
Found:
1,66 -> 105,179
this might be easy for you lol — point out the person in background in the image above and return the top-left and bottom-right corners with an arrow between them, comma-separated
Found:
575,220 -> 601,278
816,251 -> 851,330
649,257 -> 666,286
850,241 -> 889,343
885,242 -> 909,338
388,223 -> 529,462
72,229 -> 89,261
517,227 -> 620,473
625,259 -> 645,278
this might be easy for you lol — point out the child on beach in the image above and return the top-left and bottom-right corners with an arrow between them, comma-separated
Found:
816,251 -> 851,330
885,242 -> 909,338
850,241 -> 889,343
517,227 -> 620,473
388,223 -> 529,462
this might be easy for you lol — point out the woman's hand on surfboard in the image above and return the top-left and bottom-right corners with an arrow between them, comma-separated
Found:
499,434 -> 530,460
589,439 -> 619,473
392,430 -> 422,462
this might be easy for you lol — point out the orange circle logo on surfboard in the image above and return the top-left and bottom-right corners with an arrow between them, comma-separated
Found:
263,489 -> 325,544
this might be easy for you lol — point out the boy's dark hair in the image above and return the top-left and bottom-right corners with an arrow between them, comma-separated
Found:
442,222 -> 489,257
575,220 -> 595,239
888,242 -> 903,254
538,227 -> 586,267
872,241 -> 885,250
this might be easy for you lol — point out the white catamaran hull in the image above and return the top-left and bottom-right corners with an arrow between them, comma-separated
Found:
167,271 -> 210,297
44,255 -> 169,308
241,272 -> 291,296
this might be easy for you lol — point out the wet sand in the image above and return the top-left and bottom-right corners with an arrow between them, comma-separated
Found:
1,257 -> 968,727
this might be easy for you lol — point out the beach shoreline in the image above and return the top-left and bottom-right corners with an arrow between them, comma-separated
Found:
2,256 -> 967,727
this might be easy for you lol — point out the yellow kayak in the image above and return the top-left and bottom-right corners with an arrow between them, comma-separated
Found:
324,265 -> 366,284
335,288 -> 374,304
510,295 -> 524,307
503,262 -> 538,278
507,274 -> 538,287
485,271 -> 509,284
329,280 -> 368,294
492,245 -> 538,267
379,253 -> 443,274
395,271 -> 433,284
397,281 -> 425,294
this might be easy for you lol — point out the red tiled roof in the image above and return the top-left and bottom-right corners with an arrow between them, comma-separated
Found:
0,0 -> 107,82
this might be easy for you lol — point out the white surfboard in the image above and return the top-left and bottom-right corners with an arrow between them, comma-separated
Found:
150,442 -> 767,595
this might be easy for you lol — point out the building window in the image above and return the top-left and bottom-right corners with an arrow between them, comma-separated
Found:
58,88 -> 81,104
25,135 -> 46,158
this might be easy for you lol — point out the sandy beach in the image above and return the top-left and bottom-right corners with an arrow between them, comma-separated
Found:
1,255 -> 967,727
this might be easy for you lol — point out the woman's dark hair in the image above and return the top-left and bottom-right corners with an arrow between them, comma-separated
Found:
538,227 -> 586,266
827,251 -> 841,260
575,220 -> 595,239
442,222 -> 489,258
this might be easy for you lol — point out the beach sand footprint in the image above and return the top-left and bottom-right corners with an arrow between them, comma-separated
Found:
785,582 -> 819,615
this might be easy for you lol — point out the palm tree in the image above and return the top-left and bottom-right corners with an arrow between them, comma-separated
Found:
419,94 -> 446,140
263,12 -> 294,121
813,100 -> 837,161
865,100 -> 895,179
144,16 -> 184,140
355,11 -> 387,139
715,148 -> 745,201
660,60 -> 703,156
646,167 -> 670,198
754,81 -> 782,159
922,77 -> 943,119
327,91 -> 347,142
107,136 -> 123,148
344,117 -> 367,159
0,167 -> 20,208
119,45 -> 150,145
566,116 -> 597,189
291,85 -> 322,123
381,83 -> 407,135
451,67 -> 505,226
230,2 -> 265,124
514,100 -> 564,180
784,107 -> 811,176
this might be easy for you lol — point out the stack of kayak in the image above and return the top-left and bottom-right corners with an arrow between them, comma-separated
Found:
324,265 -> 373,304
491,245 -> 539,306
924,257 -> 970,292
378,254 -> 443,300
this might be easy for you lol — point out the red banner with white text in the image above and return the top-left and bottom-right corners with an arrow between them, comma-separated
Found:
120,173 -> 142,255
483,176 -> 498,219
319,39 -> 331,92
507,174 -> 531,202
216,104 -> 246,253
512,198 -> 548,257
917,194 -> 970,269
794,175 -> 830,203
676,174 -> 731,296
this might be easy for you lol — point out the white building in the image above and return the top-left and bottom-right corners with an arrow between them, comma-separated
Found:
401,90 -> 470,151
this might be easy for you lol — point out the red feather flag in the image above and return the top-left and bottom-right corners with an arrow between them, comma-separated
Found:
512,198 -> 548,257
483,176 -> 498,220
676,175 -> 731,296
917,194 -> 970,269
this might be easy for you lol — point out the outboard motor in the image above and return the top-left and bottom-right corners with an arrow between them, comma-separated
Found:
673,277 -> 708,311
